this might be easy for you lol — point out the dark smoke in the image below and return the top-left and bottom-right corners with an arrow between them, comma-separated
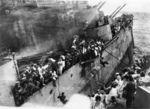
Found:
0,8 -> 77,58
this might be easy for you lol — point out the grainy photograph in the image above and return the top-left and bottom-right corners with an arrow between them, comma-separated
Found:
0,0 -> 150,109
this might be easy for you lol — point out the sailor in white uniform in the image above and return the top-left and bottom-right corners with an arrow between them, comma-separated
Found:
57,55 -> 65,75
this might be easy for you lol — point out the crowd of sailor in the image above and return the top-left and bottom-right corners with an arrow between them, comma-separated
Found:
12,14 -> 134,106
89,56 -> 150,109
12,35 -> 108,106
111,14 -> 133,36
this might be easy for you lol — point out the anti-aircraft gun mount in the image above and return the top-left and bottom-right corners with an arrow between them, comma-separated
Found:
78,2 -> 127,42
76,2 -> 134,60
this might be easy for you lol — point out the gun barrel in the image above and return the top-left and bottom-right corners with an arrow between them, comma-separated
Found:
98,1 -> 106,10
96,1 -> 102,8
111,4 -> 126,18
110,6 -> 121,17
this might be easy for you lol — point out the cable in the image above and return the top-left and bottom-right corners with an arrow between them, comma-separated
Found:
103,49 -> 129,66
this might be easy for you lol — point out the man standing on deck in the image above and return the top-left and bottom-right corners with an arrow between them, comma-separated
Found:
124,76 -> 136,109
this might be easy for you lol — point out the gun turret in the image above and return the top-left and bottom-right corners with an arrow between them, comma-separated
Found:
109,6 -> 121,18
98,1 -> 106,10
111,4 -> 126,18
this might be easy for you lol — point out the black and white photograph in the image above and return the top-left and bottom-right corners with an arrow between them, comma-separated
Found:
0,0 -> 150,109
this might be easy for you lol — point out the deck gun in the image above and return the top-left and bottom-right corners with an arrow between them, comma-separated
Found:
111,4 -> 126,18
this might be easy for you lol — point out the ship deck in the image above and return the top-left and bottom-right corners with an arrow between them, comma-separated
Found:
0,60 -> 17,106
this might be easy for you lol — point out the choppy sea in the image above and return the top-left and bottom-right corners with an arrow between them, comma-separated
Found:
132,12 -> 150,58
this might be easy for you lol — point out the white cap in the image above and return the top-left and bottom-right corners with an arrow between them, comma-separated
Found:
135,66 -> 141,70
116,72 -> 119,75
49,58 -> 56,62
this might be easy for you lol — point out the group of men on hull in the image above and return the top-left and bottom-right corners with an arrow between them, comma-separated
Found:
12,14 -> 133,106
111,14 -> 133,36
12,36 -> 108,106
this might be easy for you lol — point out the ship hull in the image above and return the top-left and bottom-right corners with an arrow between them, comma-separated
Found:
24,26 -> 134,106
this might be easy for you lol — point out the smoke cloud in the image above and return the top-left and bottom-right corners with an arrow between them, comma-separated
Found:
0,7 -> 77,58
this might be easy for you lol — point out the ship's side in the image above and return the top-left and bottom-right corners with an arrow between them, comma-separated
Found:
25,20 -> 134,106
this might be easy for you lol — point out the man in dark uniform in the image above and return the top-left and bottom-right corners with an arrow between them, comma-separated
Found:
58,92 -> 68,104
124,76 -> 136,108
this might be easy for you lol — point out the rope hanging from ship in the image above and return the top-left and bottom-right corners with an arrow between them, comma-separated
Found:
103,49 -> 129,66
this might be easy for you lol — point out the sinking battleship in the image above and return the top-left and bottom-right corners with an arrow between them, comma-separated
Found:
0,1 -> 134,107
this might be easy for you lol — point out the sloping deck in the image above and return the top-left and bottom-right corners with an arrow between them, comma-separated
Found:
0,60 -> 17,106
